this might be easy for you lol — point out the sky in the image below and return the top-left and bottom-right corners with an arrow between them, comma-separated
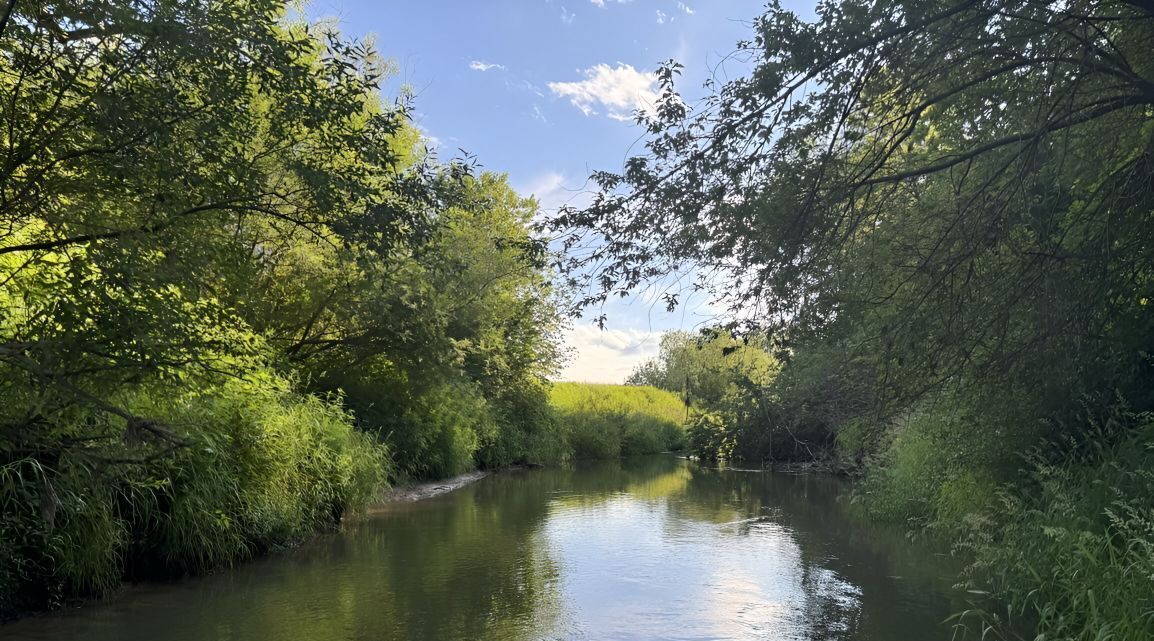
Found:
308,0 -> 781,382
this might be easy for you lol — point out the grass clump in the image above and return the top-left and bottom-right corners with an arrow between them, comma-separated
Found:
550,383 -> 687,459
955,407 -> 1154,641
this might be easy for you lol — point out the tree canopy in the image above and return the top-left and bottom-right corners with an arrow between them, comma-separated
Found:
552,0 -> 1154,406
0,0 -> 565,617
558,5 -> 1154,636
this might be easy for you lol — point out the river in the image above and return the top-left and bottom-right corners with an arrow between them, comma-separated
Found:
3,456 -> 975,641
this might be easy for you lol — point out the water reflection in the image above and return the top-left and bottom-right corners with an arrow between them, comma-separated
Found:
3,456 -> 969,641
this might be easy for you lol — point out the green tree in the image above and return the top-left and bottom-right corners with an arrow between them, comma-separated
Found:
551,1 -> 1154,637
0,0 -> 564,617
553,0 -> 1154,410
627,330 -> 776,408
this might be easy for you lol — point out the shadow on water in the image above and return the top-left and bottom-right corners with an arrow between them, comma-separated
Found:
3,456 -> 980,641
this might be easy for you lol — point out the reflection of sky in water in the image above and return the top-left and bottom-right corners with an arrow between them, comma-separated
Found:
542,486 -> 865,641
2,459 -> 963,641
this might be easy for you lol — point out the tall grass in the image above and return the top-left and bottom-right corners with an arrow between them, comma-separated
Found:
550,383 -> 687,459
856,396 -> 1154,640
956,409 -> 1154,641
0,370 -> 388,618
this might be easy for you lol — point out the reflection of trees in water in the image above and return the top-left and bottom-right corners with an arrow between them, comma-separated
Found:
111,474 -> 569,641
7,456 -> 968,641
670,463 -> 965,641
537,455 -> 690,509
352,477 -> 566,641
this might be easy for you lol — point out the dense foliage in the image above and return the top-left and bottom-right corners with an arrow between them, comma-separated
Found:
0,0 -> 562,617
560,0 -> 1154,638
550,383 -> 687,458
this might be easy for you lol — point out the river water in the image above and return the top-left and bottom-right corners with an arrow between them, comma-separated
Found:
4,456 -> 975,641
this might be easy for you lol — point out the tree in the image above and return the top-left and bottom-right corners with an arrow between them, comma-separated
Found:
552,0 -> 1154,411
0,0 -> 565,614
627,330 -> 776,408
0,0 -> 458,439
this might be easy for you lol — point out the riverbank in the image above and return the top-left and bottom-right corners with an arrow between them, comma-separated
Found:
0,457 -> 971,641
1,378 -> 692,621
1,468 -> 494,624
375,470 -> 490,505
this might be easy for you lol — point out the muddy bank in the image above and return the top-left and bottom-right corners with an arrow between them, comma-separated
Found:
374,470 -> 489,505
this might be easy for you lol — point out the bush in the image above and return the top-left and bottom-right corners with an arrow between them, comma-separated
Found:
958,408 -> 1154,641
565,413 -> 623,459
686,411 -> 733,462
0,371 -> 388,618
550,383 -> 687,459
476,382 -> 568,469
856,395 -> 1008,526
320,364 -> 497,481
368,378 -> 495,481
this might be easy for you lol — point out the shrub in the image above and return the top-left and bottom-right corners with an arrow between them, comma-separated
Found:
476,382 -> 567,469
856,394 -> 1010,526
0,371 -> 388,618
550,383 -> 687,459
686,411 -> 733,462
958,408 -> 1154,641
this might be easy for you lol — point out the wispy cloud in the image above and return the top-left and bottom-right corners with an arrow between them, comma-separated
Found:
590,0 -> 630,6
548,63 -> 658,121
517,171 -> 591,216
468,60 -> 505,72
677,2 -> 694,15
507,77 -> 545,97
530,104 -> 548,123
656,9 -> 667,24
560,5 -> 575,23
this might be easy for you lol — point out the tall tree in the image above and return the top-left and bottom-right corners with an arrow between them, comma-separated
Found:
0,0 -> 452,434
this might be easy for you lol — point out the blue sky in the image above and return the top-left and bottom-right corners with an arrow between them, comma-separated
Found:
309,0 -> 791,382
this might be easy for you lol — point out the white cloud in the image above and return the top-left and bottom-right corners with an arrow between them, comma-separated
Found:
677,2 -> 694,14
414,122 -> 442,150
530,103 -> 548,123
590,0 -> 604,5
469,60 -> 505,72
560,5 -> 575,23
556,325 -> 663,383
548,63 -> 658,121
656,9 -> 667,23
517,171 -> 593,217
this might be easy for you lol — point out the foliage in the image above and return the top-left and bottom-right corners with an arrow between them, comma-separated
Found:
552,1 -> 1154,638
630,329 -> 852,464
856,397 -> 1003,526
553,1 -> 1154,378
0,369 -> 387,617
957,404 -> 1154,641
626,330 -> 777,407
0,0 -> 563,618
550,383 -> 687,459
685,411 -> 734,462
477,380 -> 569,470
368,372 -> 496,481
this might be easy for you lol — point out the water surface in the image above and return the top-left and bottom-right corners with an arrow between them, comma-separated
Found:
4,456 -> 973,640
